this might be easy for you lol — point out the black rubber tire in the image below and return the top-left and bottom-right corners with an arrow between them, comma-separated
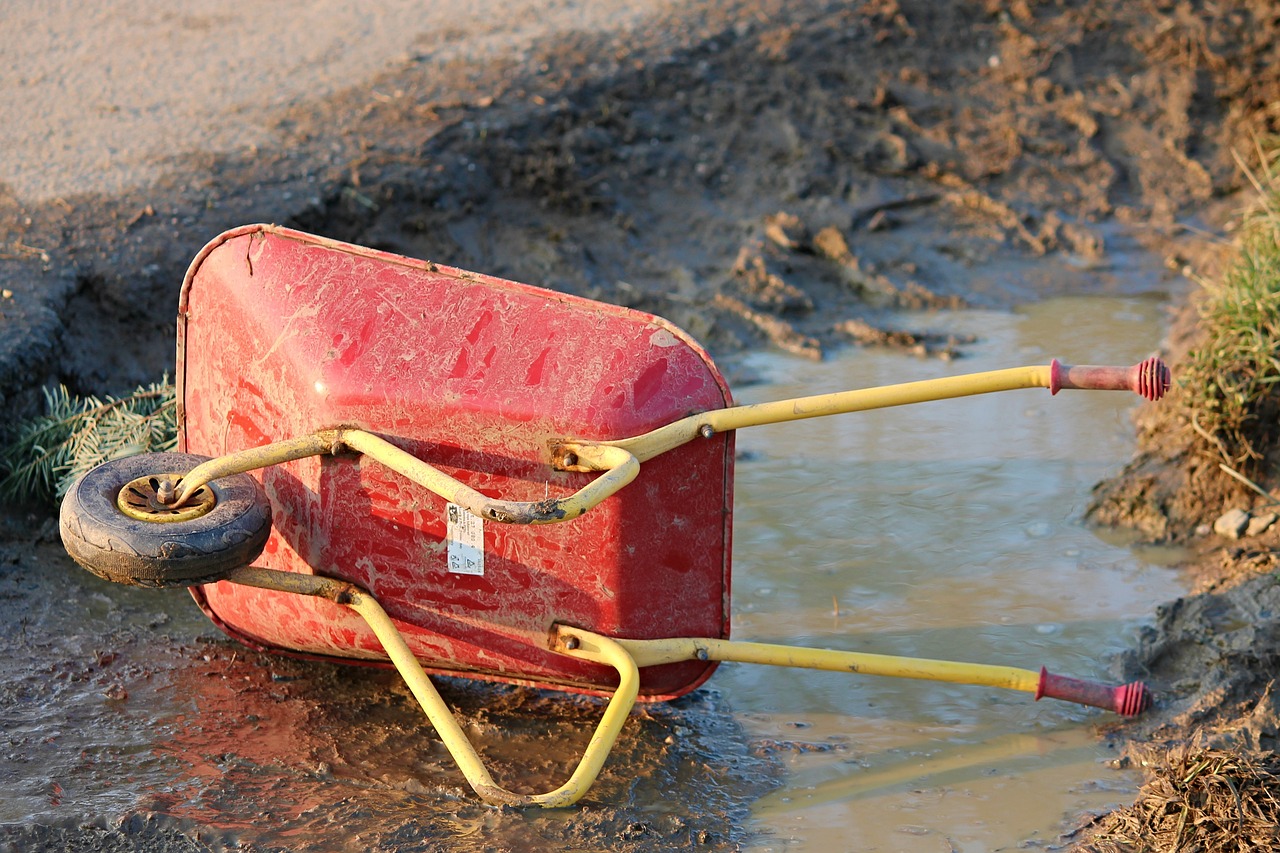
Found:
59,451 -> 272,588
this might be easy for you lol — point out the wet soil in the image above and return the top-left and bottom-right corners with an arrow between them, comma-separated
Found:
3,0 -> 1280,849
0,536 -> 777,853
7,0 -> 1278,406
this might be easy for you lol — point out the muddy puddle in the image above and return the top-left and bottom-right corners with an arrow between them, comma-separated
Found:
726,295 -> 1187,851
0,294 -> 1185,852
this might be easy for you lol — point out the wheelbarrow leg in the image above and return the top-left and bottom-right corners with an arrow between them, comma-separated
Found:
223,567 -> 641,807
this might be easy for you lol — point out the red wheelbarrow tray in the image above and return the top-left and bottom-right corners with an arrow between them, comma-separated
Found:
179,224 -> 734,701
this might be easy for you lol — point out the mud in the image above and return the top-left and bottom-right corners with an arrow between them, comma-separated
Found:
0,536 -> 776,853
7,0 -> 1278,405
3,0 -> 1280,850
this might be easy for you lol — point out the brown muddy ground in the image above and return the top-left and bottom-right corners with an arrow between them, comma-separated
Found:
2,0 -> 1280,850
8,0 -> 1278,404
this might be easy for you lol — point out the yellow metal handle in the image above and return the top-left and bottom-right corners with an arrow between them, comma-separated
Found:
607,631 -> 1148,715
213,569 -> 1149,807
614,633 -> 1041,693
600,364 -> 1059,462
168,365 -> 1052,508
167,359 -> 1165,523
593,359 -> 1167,462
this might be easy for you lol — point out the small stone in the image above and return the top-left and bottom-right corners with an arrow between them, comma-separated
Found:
763,211 -> 810,251
810,226 -> 850,264
1214,508 -> 1251,539
1,289 -> 11,299
1246,512 -> 1278,538
1024,520 -> 1052,538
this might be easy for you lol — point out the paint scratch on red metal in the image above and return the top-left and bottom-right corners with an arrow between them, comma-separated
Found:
178,225 -> 735,700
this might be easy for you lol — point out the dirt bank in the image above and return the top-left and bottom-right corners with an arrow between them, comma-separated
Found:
3,0 -> 1280,849
1076,199 -> 1280,847
7,0 -> 1278,404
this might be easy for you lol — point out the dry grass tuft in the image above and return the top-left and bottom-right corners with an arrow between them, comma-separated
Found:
1077,744 -> 1280,852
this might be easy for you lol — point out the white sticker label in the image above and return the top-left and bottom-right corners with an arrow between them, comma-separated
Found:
446,503 -> 485,576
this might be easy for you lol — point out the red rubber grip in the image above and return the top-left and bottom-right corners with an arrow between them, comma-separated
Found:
1035,667 -> 1152,716
1048,357 -> 1171,401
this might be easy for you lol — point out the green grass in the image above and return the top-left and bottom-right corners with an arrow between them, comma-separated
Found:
1177,150 -> 1280,473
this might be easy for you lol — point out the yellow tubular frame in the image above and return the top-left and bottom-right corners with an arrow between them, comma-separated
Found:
173,431 -> 342,506
224,567 -> 640,807
169,427 -> 640,526
149,363 -> 1106,806
338,430 -> 640,524
209,566 -> 1054,807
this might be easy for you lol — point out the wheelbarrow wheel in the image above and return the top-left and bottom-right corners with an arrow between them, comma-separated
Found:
59,451 -> 272,588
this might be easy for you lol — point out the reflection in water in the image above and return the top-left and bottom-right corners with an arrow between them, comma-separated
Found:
729,296 -> 1185,851
134,647 -> 773,851
753,727 -> 1101,813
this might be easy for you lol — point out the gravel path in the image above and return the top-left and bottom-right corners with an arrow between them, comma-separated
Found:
0,0 -> 690,203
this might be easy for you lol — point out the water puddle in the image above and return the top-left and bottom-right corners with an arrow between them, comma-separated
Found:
726,295 -> 1186,851
0,294 -> 1185,851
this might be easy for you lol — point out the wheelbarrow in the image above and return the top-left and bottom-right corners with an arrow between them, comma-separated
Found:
59,224 -> 1169,807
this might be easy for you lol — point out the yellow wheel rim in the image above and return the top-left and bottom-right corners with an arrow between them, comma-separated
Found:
117,473 -> 217,523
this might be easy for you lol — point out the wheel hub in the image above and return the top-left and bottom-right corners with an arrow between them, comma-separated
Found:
117,474 -> 217,523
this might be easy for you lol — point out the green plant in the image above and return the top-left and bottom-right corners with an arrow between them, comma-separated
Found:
0,380 -> 178,506
1179,153 -> 1280,471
